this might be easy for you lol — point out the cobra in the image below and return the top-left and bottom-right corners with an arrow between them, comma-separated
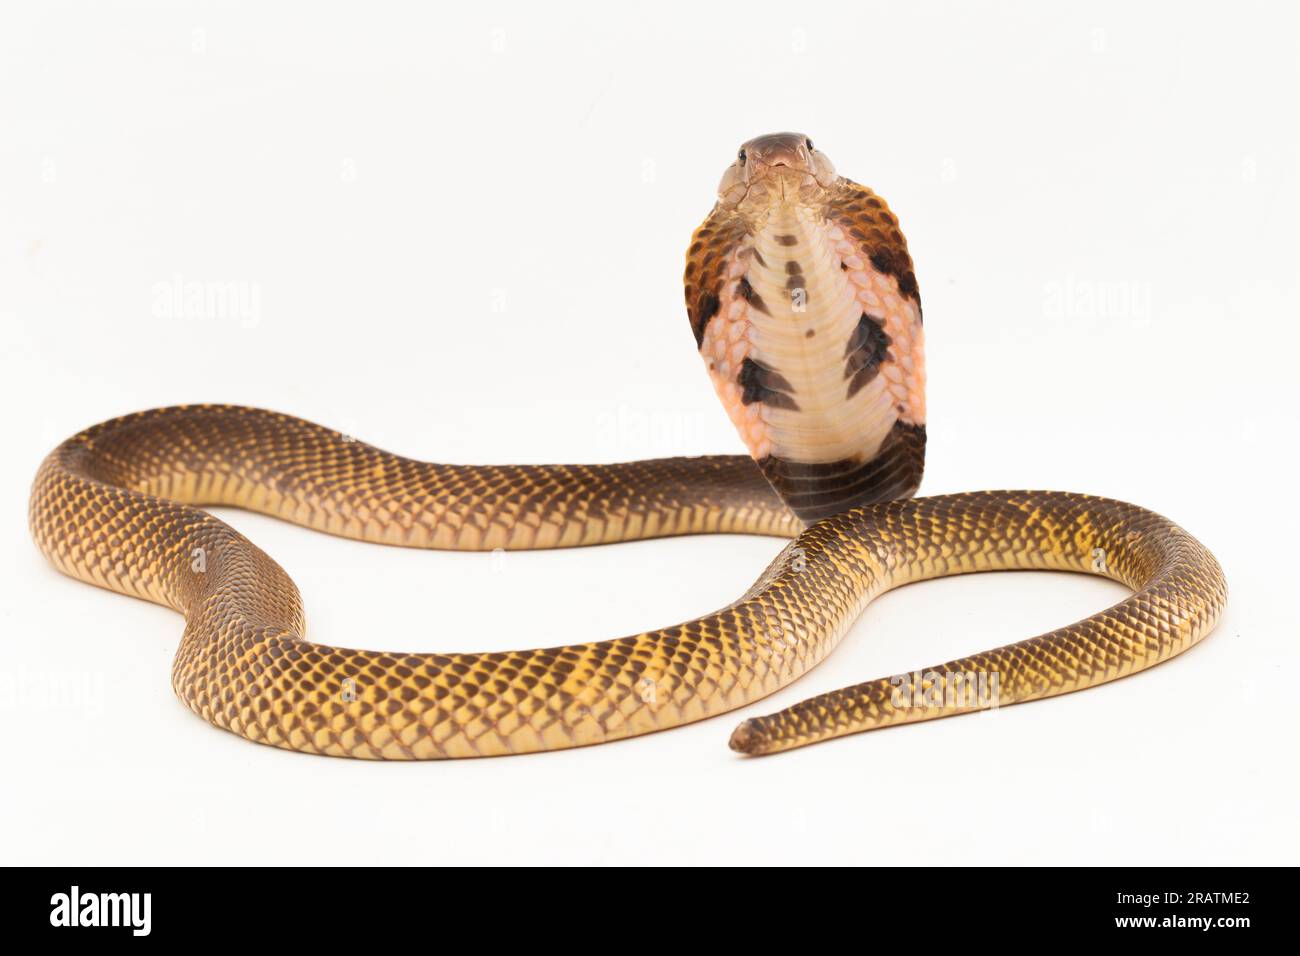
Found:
28,132 -> 1226,759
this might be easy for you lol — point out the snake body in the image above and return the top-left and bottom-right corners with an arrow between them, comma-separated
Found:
28,134 -> 1226,758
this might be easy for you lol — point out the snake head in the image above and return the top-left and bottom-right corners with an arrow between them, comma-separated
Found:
718,132 -> 838,209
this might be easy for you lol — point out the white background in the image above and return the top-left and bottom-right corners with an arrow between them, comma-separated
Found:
2,1 -> 1297,865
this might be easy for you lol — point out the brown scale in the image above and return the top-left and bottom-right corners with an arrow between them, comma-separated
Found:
684,215 -> 749,348
827,177 -> 922,310
844,313 -> 892,399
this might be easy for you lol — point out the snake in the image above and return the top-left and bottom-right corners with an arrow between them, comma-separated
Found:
28,132 -> 1226,759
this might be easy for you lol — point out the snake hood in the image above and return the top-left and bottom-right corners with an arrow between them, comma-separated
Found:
686,132 -> 927,523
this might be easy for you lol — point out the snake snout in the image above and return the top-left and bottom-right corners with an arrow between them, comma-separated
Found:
743,131 -> 816,180
717,131 -> 838,206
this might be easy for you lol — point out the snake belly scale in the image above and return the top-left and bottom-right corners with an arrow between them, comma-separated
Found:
28,133 -> 1226,758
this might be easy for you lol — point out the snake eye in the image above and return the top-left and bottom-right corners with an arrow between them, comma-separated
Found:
737,148 -> 746,164
806,139 -> 814,152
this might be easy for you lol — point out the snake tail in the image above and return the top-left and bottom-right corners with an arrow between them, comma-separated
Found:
727,493 -> 1226,754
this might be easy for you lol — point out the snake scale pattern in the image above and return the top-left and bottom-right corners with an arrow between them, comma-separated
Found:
28,133 -> 1226,758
